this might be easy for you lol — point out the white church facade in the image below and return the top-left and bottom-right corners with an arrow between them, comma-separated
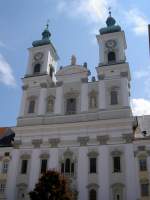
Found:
0,13 -> 150,200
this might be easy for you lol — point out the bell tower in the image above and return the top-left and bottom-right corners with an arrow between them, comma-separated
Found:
96,12 -> 131,115
18,24 -> 59,120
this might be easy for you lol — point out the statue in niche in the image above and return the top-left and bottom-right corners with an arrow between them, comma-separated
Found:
47,97 -> 54,112
71,55 -> 76,65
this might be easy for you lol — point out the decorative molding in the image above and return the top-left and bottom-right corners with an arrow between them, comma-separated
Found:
87,151 -> 99,157
111,149 -> 123,156
20,154 -> 31,160
81,78 -> 88,83
122,134 -> 133,143
111,183 -> 125,188
98,75 -> 105,80
22,85 -> 28,90
40,153 -> 49,159
77,136 -> 89,146
65,88 -> 79,98
49,138 -> 60,148
120,72 -> 128,77
40,83 -> 47,88
86,183 -> 99,189
97,135 -> 109,145
56,81 -> 63,87
32,139 -> 42,148
64,148 -> 73,158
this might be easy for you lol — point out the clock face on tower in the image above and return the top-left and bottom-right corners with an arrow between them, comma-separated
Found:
105,40 -> 116,48
34,52 -> 43,61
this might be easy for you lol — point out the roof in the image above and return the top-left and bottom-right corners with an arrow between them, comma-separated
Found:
0,127 -> 15,147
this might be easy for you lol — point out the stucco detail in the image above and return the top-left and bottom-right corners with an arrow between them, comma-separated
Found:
97,135 -> 109,145
49,138 -> 60,148
77,136 -> 89,146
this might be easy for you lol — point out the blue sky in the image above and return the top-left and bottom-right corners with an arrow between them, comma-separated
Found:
0,0 -> 150,127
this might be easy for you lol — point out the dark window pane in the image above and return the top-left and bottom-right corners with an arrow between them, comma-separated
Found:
71,163 -> 74,174
89,189 -> 96,200
108,52 -> 116,63
61,163 -> 64,173
141,184 -> 149,196
34,64 -> 41,74
21,160 -> 28,174
139,159 -> 147,171
28,100 -> 35,113
113,156 -> 121,173
66,98 -> 76,114
41,159 -> 47,174
65,159 -> 70,173
111,91 -> 118,105
90,158 -> 96,173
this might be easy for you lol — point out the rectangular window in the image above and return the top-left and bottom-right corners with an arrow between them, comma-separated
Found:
141,183 -> 149,196
111,91 -> 118,105
0,183 -> 6,193
113,156 -> 121,173
90,158 -> 97,173
21,160 -> 28,174
66,98 -> 76,114
28,100 -> 35,113
139,159 -> 147,171
2,161 -> 9,174
40,159 -> 47,174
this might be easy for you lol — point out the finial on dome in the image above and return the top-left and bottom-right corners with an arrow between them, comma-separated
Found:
108,7 -> 112,17
42,20 -> 51,40
71,55 -> 77,65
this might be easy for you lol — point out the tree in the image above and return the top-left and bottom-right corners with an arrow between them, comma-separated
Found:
29,170 -> 74,200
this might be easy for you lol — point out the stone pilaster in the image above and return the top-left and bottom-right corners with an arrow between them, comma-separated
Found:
98,80 -> 106,110
81,81 -> 88,112
38,83 -> 47,115
19,85 -> 28,117
54,83 -> 63,114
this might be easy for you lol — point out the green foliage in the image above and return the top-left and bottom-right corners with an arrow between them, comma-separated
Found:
29,170 -> 74,200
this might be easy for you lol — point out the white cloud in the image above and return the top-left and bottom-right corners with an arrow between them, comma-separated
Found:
131,98 -> 150,116
125,8 -> 148,36
57,0 -> 118,24
0,54 -> 16,87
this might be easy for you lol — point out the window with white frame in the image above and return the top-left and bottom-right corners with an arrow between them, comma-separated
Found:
0,182 -> 6,193
20,160 -> 28,174
2,160 -> 9,174
88,151 -> 99,174
112,183 -> 124,200
139,158 -> 147,171
141,183 -> 149,197
60,149 -> 75,176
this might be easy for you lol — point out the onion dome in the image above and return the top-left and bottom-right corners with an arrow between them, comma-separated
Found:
32,23 -> 51,47
100,11 -> 121,35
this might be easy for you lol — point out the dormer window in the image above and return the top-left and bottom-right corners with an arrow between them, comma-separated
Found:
33,63 -> 41,74
108,51 -> 116,64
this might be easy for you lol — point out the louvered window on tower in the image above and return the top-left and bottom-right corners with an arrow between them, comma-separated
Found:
33,63 -> 41,74
108,51 -> 116,64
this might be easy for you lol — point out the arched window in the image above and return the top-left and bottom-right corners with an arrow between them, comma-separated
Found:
33,63 -> 41,74
89,189 -> 96,200
108,52 -> 116,63
111,90 -> 118,105
28,100 -> 35,113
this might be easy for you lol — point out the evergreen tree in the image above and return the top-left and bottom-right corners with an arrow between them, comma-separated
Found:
29,170 -> 74,200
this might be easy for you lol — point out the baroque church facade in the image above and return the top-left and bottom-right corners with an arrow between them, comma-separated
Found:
0,13 -> 150,200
